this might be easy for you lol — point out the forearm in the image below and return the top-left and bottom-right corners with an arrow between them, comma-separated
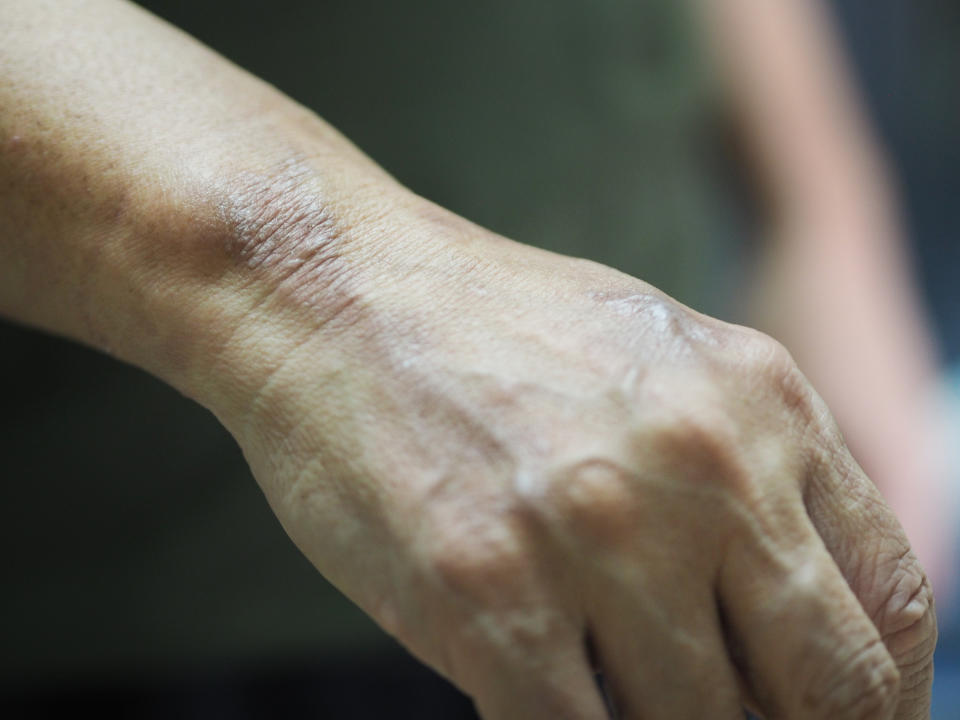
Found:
753,212 -> 939,459
0,0 -> 405,418
705,0 -> 941,461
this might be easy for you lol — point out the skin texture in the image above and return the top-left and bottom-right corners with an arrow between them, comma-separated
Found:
0,1 -> 937,718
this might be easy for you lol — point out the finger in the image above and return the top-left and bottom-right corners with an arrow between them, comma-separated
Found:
455,617 -> 610,720
803,439 -> 937,719
586,572 -> 744,719
718,489 -> 902,719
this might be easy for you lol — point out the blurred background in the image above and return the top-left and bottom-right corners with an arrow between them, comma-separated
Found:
1,0 -> 957,717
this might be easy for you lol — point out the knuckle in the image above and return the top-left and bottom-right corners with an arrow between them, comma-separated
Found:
736,328 -> 791,369
772,356 -> 816,416
803,637 -> 900,719
541,458 -> 638,544
426,521 -> 530,601
742,333 -> 817,415
652,409 -> 735,459
647,409 -> 753,497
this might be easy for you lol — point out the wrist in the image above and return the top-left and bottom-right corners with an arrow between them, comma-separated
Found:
136,153 -> 413,428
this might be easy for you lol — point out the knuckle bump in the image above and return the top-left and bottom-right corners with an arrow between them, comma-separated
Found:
426,523 -> 530,600
544,458 -> 638,542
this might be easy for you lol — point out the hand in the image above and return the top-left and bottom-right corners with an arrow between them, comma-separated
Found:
216,179 -> 937,719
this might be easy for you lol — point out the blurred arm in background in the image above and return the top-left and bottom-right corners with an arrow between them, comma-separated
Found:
703,0 -> 956,601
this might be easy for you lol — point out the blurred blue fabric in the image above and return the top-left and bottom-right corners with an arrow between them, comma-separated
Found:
932,365 -> 960,719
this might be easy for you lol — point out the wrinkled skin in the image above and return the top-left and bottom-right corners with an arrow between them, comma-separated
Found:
216,183 -> 937,720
